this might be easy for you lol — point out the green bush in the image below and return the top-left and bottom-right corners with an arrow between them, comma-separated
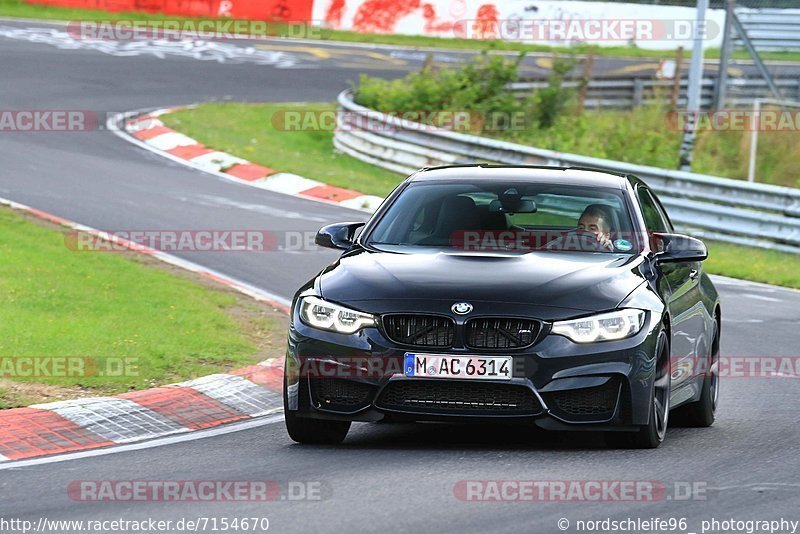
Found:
530,56 -> 577,129
355,53 -> 527,134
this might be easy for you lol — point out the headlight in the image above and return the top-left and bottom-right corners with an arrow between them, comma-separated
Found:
299,296 -> 375,334
552,309 -> 646,343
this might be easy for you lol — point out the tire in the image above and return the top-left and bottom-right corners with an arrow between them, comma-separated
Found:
283,374 -> 350,444
671,329 -> 719,428
605,329 -> 670,449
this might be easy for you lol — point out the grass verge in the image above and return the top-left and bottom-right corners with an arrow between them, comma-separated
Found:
162,102 -> 401,197
3,0 -> 800,62
703,240 -> 800,289
160,101 -> 800,290
0,206 -> 288,408
496,104 -> 800,189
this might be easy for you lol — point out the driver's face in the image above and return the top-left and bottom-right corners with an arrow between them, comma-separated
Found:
578,215 -> 609,237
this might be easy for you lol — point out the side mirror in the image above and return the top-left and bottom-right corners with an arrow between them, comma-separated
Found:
653,233 -> 708,263
315,222 -> 365,250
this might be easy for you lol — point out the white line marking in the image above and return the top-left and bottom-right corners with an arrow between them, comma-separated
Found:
145,132 -> 199,151
189,150 -> 248,173
126,118 -> 163,132
253,173 -> 324,195
338,194 -> 385,211
740,293 -> 782,303
708,482 -> 800,491
0,25 -> 305,67
0,414 -> 283,470
711,274 -> 800,295
149,108 -> 176,117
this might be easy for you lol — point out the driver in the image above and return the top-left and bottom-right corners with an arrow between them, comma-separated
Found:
577,205 -> 614,250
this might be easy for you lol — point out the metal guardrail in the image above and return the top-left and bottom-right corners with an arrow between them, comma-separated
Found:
735,8 -> 800,52
509,76 -> 800,110
335,90 -> 800,253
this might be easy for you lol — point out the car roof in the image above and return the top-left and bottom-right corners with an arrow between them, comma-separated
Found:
408,164 -> 629,190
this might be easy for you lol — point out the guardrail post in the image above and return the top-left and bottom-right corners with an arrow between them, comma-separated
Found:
422,53 -> 434,73
633,79 -> 645,108
577,54 -> 594,114
747,99 -> 761,183
713,0 -> 735,110
671,47 -> 684,109
678,0 -> 709,172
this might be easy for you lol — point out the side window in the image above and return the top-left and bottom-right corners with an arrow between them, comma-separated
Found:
636,187 -> 670,233
649,190 -> 675,232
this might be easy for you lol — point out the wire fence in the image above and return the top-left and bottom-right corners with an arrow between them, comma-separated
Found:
568,1 -> 795,7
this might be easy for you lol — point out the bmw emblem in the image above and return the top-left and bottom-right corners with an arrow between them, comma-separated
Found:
452,302 -> 473,315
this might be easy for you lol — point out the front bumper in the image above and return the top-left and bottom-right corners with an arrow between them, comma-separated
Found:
285,308 -> 661,431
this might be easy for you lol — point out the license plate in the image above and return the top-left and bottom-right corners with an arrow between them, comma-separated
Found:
404,353 -> 512,380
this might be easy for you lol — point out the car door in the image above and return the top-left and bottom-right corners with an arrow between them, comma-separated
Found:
636,186 -> 704,398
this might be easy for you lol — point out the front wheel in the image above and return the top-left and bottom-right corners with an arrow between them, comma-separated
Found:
284,373 -> 350,444
284,410 -> 351,444
671,329 -> 719,427
605,329 -> 670,449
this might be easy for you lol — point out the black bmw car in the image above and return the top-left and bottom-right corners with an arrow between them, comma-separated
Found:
284,165 -> 721,449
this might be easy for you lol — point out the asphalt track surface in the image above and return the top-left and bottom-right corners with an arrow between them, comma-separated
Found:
1,19 -> 800,534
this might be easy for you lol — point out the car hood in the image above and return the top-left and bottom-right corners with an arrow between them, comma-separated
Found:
317,248 -> 646,313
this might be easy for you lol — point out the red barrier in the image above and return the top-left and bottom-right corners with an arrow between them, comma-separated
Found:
24,0 -> 313,22
227,0 -> 312,21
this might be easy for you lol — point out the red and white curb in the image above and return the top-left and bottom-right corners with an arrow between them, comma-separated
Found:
113,107 -> 385,213
0,359 -> 283,462
0,196 -> 288,463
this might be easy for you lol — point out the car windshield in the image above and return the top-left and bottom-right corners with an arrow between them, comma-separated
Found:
366,180 -> 640,254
